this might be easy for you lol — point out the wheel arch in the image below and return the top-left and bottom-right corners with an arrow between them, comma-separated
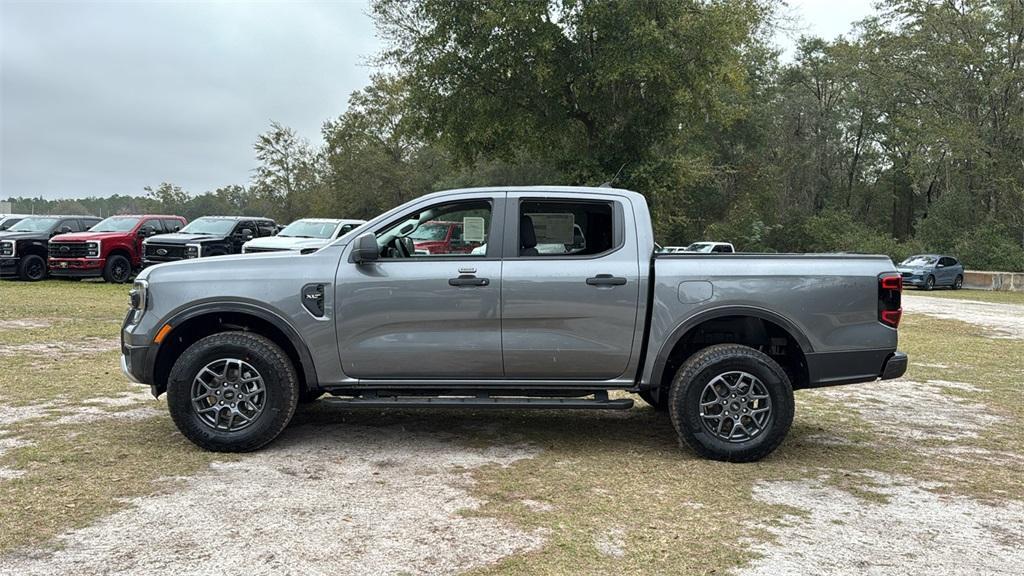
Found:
106,247 -> 133,263
648,306 -> 812,398
150,302 -> 318,396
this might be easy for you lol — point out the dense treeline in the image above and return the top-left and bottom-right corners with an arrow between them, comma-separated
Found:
5,0 -> 1023,270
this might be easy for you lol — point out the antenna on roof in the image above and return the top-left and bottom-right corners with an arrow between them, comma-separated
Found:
599,162 -> 628,188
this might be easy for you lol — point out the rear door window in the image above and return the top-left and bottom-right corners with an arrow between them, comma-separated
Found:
514,200 -> 616,258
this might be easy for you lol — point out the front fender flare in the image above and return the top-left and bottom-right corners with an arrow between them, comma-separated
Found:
151,299 -> 319,391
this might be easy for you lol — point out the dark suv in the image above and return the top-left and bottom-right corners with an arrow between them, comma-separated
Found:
0,215 -> 102,281
142,216 -> 278,266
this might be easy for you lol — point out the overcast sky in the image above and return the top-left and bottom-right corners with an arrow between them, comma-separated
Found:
1,0 -> 875,200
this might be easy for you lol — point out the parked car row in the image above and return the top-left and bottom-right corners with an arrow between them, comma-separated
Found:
0,214 -> 367,283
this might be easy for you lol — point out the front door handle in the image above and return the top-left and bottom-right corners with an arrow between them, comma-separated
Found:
449,275 -> 490,287
586,274 -> 627,286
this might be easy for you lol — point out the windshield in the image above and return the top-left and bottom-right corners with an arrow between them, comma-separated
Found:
180,217 -> 237,236
8,217 -> 60,232
409,222 -> 450,241
684,243 -> 713,253
90,216 -> 141,233
279,220 -> 339,239
901,256 -> 937,267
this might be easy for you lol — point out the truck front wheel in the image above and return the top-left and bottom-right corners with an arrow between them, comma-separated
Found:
102,254 -> 132,283
668,344 -> 794,462
166,332 -> 299,452
18,255 -> 47,281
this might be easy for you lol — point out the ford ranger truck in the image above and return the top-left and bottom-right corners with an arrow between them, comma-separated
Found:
121,186 -> 907,462
142,216 -> 278,265
242,218 -> 366,254
49,215 -> 187,283
0,215 -> 102,281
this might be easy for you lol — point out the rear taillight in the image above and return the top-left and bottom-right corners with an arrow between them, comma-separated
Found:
878,273 -> 902,328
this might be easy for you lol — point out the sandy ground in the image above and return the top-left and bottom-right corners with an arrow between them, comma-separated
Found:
742,471 -> 1024,576
744,293 -> 1024,576
2,293 -> 1023,574
0,423 -> 545,576
903,294 -> 1024,339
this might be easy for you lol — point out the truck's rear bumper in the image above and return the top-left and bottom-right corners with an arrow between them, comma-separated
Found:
804,349 -> 907,389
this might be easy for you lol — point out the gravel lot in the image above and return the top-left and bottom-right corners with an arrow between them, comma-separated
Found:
2,289 -> 1023,575
902,293 -> 1024,339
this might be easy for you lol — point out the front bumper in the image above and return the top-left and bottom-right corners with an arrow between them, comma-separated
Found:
901,276 -> 926,287
0,257 -> 19,278
49,258 -> 105,277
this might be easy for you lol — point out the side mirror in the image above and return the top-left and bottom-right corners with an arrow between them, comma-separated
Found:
138,227 -> 153,237
240,229 -> 254,241
349,232 -> 379,263
936,263 -> 945,268
60,225 -> 73,234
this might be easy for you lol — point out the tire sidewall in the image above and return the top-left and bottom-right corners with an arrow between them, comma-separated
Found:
167,334 -> 298,451
954,275 -> 963,289
924,275 -> 935,290
672,347 -> 794,462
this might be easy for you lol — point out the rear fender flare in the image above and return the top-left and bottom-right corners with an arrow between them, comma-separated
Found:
647,305 -> 813,392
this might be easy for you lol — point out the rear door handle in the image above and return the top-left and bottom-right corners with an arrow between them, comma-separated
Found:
586,274 -> 627,286
449,275 -> 490,287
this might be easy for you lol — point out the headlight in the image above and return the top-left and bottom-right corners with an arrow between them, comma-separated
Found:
185,244 -> 201,259
129,279 -> 148,314
86,241 -> 101,258
0,240 -> 13,257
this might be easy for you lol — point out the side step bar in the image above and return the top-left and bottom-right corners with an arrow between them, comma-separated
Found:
322,390 -> 634,410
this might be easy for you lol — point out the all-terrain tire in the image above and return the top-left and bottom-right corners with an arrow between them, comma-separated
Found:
18,254 -> 47,281
167,331 -> 299,452
102,254 -> 132,283
638,389 -> 668,412
668,344 -> 794,463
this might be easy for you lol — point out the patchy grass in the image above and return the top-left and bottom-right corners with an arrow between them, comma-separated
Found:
909,288 -> 1024,305
1,279 -> 1022,573
0,279 -> 228,553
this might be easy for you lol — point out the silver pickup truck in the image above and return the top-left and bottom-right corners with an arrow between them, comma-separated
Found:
121,186 -> 907,462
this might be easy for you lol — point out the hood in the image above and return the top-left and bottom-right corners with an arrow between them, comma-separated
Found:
0,231 -> 46,242
897,266 -> 930,274
137,249 -> 311,282
51,231 -> 126,242
243,236 -> 330,251
144,232 -> 220,245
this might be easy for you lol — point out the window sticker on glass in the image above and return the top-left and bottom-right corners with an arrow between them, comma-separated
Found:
462,216 -> 486,242
527,213 -> 575,244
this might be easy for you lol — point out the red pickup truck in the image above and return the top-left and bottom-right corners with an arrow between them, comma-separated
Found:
49,215 -> 187,283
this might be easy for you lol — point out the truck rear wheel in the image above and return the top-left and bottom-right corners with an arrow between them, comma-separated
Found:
668,344 -> 794,462
102,254 -> 132,283
166,332 -> 299,452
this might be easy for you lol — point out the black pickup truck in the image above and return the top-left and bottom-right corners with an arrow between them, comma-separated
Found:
0,215 -> 102,281
142,216 -> 278,266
